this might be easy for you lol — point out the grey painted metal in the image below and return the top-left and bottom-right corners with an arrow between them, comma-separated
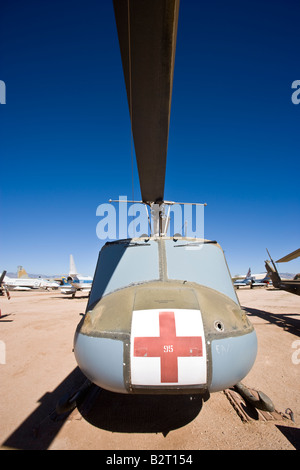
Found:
88,238 -> 239,309
74,236 -> 257,395
88,240 -> 160,308
74,328 -> 257,395
210,330 -> 258,392
74,332 -> 126,393
165,240 -> 239,304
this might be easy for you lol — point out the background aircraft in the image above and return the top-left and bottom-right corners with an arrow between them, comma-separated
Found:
265,248 -> 300,296
0,271 -> 10,299
233,268 -> 251,287
3,266 -> 59,291
234,268 -> 269,289
60,255 -> 93,298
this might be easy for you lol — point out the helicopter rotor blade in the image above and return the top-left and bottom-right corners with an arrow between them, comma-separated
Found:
113,0 -> 180,204
276,248 -> 300,263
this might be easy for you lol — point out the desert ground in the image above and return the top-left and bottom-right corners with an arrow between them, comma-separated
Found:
0,286 -> 299,451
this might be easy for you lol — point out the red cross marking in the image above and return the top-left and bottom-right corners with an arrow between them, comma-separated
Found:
134,311 -> 203,383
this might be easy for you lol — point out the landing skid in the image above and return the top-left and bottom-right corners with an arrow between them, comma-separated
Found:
56,379 -> 92,415
234,382 -> 275,412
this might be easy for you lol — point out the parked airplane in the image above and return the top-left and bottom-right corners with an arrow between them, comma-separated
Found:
3,266 -> 59,291
234,268 -> 269,289
0,271 -> 10,299
60,255 -> 93,298
265,248 -> 300,296
234,268 -> 252,288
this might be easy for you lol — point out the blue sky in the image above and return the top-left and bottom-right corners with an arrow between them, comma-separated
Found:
0,0 -> 299,278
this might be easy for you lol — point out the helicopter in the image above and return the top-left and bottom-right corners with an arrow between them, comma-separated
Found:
70,0 -> 272,413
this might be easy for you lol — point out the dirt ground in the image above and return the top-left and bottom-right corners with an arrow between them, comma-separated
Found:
0,286 -> 299,451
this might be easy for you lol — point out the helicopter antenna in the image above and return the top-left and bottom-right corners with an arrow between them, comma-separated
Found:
109,199 -> 207,238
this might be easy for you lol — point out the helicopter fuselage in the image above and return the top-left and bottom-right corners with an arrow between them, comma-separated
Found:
74,236 -> 257,396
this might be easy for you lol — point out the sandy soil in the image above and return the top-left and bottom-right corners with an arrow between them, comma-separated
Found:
0,286 -> 299,451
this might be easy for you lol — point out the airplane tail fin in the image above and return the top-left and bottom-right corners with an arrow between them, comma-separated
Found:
69,255 -> 78,276
265,249 -> 281,288
61,276 -> 69,285
17,266 -> 29,278
245,268 -> 251,279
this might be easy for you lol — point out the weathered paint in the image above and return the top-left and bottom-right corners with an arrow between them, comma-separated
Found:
74,333 -> 127,393
131,309 -> 207,387
74,236 -> 257,395
210,330 -> 258,392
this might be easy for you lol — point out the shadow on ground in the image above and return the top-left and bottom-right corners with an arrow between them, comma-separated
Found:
2,368 -> 203,449
78,384 -> 203,436
244,306 -> 300,337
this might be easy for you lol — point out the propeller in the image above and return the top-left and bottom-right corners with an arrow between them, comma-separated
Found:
113,0 -> 180,205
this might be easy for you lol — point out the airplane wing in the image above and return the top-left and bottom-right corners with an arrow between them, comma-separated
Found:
113,0 -> 180,204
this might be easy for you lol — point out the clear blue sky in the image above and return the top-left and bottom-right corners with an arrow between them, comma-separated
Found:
0,0 -> 299,277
